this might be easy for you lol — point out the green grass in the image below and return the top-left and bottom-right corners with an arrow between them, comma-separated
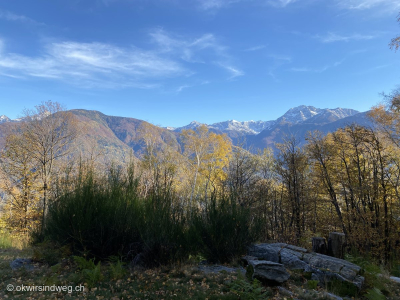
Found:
0,231 -> 13,249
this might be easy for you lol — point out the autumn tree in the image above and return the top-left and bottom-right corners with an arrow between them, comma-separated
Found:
275,136 -> 309,243
138,122 -> 181,197
181,125 -> 232,207
0,131 -> 41,233
12,101 -> 78,233
306,131 -> 347,236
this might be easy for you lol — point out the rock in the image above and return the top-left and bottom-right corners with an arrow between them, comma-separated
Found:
280,248 -> 308,270
389,276 -> 400,284
198,265 -> 245,275
324,292 -> 343,300
247,260 -> 290,284
10,258 -> 34,271
247,243 -> 281,263
248,243 -> 364,289
241,255 -> 258,264
277,286 -> 293,296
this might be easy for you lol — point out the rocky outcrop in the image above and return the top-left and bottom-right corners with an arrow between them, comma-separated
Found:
10,258 -> 34,271
247,260 -> 290,284
247,243 -> 364,289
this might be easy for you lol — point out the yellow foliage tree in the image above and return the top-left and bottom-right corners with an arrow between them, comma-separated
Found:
181,125 -> 232,207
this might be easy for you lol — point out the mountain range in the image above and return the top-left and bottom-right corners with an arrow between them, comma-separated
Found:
0,105 -> 373,160
171,106 -> 361,137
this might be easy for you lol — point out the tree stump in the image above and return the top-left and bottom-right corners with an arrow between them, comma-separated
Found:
328,232 -> 346,259
312,237 -> 327,254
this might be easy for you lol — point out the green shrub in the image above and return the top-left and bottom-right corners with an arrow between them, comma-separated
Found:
307,279 -> 319,290
41,166 -> 260,268
108,256 -> 126,280
134,194 -> 189,267
189,197 -> 261,263
365,288 -> 386,300
327,278 -> 359,298
32,241 -> 62,265
0,231 -> 13,249
74,256 -> 103,288
42,167 -> 189,267
74,255 -> 96,270
229,273 -> 268,300
43,171 -> 142,259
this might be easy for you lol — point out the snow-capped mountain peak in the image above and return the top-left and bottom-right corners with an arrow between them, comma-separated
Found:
0,115 -> 11,123
173,105 -> 361,135
278,105 -> 321,124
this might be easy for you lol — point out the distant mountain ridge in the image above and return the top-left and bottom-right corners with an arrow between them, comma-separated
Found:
0,115 -> 11,124
0,105 -> 372,159
172,106 -> 360,136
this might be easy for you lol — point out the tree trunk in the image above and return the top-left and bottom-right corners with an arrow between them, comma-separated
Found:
312,237 -> 327,254
328,232 -> 346,259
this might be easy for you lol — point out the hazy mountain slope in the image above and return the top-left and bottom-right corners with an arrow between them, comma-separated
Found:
174,106 -> 360,138
70,109 -> 180,159
0,106 -> 372,160
247,111 -> 372,151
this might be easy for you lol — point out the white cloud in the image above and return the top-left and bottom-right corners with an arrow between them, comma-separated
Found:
0,41 -> 186,88
317,32 -> 376,43
0,10 -> 44,25
335,0 -> 400,11
267,53 -> 292,82
198,0 -> 297,10
218,63 -> 244,79
290,59 -> 344,73
268,0 -> 297,7
198,0 -> 241,10
150,28 -> 242,79
268,54 -> 292,62
244,45 -> 266,51
150,29 -> 225,59
0,30 -> 243,88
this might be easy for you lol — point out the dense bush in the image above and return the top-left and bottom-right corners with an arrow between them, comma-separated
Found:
39,166 -> 260,267
189,197 -> 262,263
43,171 -> 142,259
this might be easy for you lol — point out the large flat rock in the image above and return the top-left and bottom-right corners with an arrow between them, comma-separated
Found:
247,243 -> 364,289
248,260 -> 290,284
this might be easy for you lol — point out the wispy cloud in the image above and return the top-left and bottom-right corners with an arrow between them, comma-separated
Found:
290,59 -> 344,73
176,85 -> 190,93
268,54 -> 292,62
244,45 -> 266,51
0,10 -> 44,25
150,29 -> 225,61
335,0 -> 400,11
197,0 -> 297,11
0,41 -> 186,88
0,29 -> 243,88
218,63 -> 244,79
198,0 -> 240,10
150,28 -> 242,79
267,53 -> 292,82
316,32 -> 376,43
267,0 -> 298,7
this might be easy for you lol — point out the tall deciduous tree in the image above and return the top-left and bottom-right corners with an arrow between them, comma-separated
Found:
181,125 -> 232,207
275,136 -> 308,243
0,131 -> 40,233
18,101 -> 78,233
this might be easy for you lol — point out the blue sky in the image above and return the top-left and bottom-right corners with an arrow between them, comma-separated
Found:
0,0 -> 399,127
